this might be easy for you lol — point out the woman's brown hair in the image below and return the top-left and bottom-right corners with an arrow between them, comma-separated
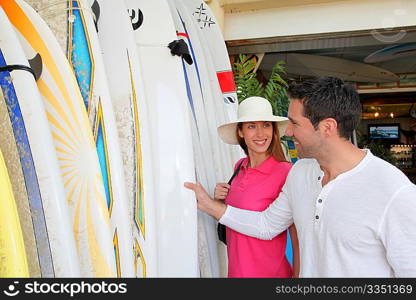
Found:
236,122 -> 288,162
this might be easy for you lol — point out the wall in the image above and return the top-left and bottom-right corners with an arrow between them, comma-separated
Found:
217,0 -> 416,41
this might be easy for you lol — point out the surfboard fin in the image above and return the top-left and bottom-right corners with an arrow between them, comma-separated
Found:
91,0 -> 100,32
168,40 -> 193,65
28,53 -> 43,81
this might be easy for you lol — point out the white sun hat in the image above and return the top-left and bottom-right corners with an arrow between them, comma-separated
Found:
217,96 -> 289,145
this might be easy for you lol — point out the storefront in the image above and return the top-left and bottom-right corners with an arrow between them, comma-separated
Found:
358,85 -> 416,183
217,0 -> 416,183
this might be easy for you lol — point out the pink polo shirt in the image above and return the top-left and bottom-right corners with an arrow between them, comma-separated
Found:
225,156 -> 292,278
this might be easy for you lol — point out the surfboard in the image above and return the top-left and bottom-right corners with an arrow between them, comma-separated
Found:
186,0 -> 239,120
172,0 -> 241,176
167,0 -> 226,278
0,148 -> 29,277
2,0 -> 117,277
125,0 -> 198,277
0,6 -> 81,277
364,42 -> 416,63
179,0 -> 242,165
25,0 -> 135,278
0,76 -> 41,278
174,0 -> 242,165
263,52 -> 399,83
96,0 -> 158,277
172,0 -> 245,276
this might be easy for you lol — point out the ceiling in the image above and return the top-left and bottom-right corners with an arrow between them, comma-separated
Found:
227,26 -> 416,77
281,44 -> 416,74
253,39 -> 416,119
361,91 -> 415,119
361,103 -> 413,119
258,43 -> 416,79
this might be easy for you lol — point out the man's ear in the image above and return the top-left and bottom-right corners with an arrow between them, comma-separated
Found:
319,118 -> 338,137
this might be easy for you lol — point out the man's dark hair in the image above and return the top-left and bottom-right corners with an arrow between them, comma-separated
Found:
287,76 -> 362,140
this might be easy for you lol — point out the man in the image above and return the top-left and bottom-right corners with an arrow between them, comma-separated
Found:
185,76 -> 416,277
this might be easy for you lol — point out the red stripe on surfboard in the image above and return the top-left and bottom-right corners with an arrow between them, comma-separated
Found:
177,32 -> 189,38
217,71 -> 236,93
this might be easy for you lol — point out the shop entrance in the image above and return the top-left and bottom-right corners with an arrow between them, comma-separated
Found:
227,27 -> 416,183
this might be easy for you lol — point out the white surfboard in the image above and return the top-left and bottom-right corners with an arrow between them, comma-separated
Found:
173,0 -> 240,177
171,0 -> 247,277
3,0 -> 117,277
179,0 -> 242,163
186,0 -> 239,121
167,0 -> 224,278
0,59 -> 42,278
25,0 -> 135,278
264,52 -> 399,83
96,0 -> 158,278
175,0 -> 242,167
364,42 -> 416,63
125,0 -> 198,277
0,7 -> 80,277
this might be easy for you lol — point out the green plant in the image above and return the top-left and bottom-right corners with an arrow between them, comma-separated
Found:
233,54 -> 289,117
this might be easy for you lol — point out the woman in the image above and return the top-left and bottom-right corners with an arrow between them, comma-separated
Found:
215,96 -> 299,278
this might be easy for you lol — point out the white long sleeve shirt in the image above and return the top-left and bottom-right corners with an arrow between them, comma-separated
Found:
220,150 -> 416,277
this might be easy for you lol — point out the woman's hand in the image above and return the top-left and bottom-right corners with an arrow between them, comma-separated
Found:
214,183 -> 230,201
184,182 -> 227,220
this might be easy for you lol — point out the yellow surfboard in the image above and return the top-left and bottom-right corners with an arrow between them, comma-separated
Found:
0,148 -> 29,277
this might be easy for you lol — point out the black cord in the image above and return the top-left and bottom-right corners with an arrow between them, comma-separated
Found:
0,64 -> 36,79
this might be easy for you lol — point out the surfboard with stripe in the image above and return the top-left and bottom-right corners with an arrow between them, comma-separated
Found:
364,42 -> 416,63
2,0 -> 117,277
0,6 -> 81,277
0,48 -> 53,277
186,0 -> 238,120
168,0 -> 226,277
126,0 -> 198,277
97,0 -> 158,277
181,1 -> 242,176
25,0 -> 135,277
0,72 -> 40,277
172,0 -> 244,277
174,0 -> 242,166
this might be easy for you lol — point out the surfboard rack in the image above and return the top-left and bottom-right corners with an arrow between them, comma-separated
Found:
168,39 -> 193,65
